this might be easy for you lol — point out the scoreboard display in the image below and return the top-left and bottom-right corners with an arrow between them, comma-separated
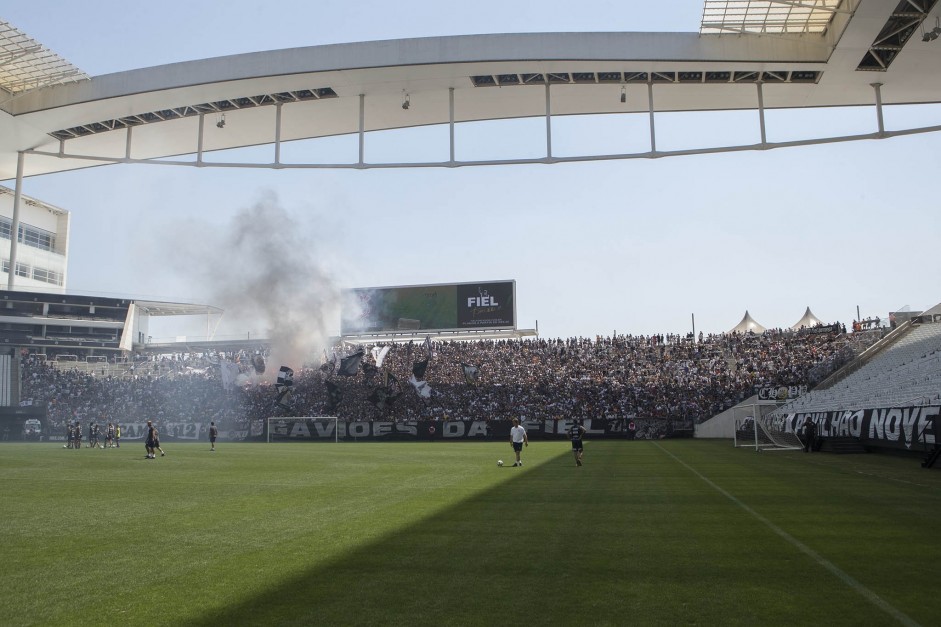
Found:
341,280 -> 515,335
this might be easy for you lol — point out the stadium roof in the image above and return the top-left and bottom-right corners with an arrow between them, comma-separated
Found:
132,300 -> 223,317
0,20 -> 88,95
700,1 -> 847,35
1,0 -> 941,178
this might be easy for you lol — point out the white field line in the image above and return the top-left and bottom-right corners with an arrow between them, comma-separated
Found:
655,442 -> 921,627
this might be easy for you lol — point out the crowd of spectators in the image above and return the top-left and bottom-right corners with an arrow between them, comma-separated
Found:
20,323 -> 882,437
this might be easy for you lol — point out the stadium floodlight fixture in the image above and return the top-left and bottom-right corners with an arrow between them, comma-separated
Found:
620,86 -> 626,103
923,18 -> 941,42
402,93 -> 410,110
216,113 -> 226,128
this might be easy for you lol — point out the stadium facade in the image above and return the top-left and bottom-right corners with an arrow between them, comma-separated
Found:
0,185 -> 69,293
0,288 -> 226,360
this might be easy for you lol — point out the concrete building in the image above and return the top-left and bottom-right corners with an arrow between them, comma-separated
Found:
0,185 -> 68,293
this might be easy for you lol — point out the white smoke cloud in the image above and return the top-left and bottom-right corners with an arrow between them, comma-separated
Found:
162,190 -> 344,374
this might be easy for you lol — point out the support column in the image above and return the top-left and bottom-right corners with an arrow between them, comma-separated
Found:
125,126 -> 133,160
7,152 -> 25,290
757,81 -> 767,145
197,113 -> 205,165
274,102 -> 283,165
647,81 -> 657,153
449,87 -> 455,165
358,94 -> 366,166
871,82 -> 885,136
545,83 -> 553,159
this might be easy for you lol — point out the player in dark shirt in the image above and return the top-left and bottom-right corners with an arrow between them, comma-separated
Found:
74,423 -> 83,450
209,421 -> 218,452
570,419 -> 587,467
145,420 -> 156,459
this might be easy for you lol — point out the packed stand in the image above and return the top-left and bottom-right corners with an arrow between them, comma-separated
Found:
21,324 -> 878,436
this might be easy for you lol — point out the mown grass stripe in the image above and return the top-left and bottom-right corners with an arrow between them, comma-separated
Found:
655,442 -> 922,627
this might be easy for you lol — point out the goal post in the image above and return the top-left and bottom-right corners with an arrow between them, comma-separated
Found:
733,402 -> 804,451
267,417 -> 339,443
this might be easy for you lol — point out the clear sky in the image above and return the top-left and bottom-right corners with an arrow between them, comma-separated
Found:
2,1 -> 939,342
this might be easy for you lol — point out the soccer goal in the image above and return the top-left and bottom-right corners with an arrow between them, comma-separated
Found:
732,403 -> 803,451
267,416 -> 339,443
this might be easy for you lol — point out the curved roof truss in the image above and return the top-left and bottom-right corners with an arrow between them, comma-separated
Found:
3,0 -> 941,178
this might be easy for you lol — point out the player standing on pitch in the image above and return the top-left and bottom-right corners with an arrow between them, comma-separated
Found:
145,420 -> 156,459
509,418 -> 528,467
153,424 -> 166,457
209,421 -> 218,452
570,419 -> 587,466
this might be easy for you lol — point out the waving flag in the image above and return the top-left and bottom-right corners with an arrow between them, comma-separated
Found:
412,359 -> 428,380
220,361 -> 240,391
408,374 -> 432,399
339,351 -> 364,377
372,346 -> 391,369
461,363 -> 480,385
275,366 -> 294,409
368,386 -> 401,411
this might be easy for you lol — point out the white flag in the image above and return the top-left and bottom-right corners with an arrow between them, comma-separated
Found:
220,361 -> 240,391
408,374 -> 432,399
372,346 -> 391,369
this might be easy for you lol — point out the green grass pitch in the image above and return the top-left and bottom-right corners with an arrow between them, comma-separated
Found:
1,439 -> 940,626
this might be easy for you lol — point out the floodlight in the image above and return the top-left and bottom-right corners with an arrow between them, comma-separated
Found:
620,86 -> 626,104
216,113 -> 226,129
402,93 -> 410,110
924,18 -> 941,42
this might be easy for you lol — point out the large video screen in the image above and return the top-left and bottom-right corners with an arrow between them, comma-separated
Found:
341,280 -> 516,335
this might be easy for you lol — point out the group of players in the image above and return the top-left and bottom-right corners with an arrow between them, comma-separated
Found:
143,420 -> 166,459
64,419 -> 220,458
509,418 -> 587,467
64,421 -> 120,449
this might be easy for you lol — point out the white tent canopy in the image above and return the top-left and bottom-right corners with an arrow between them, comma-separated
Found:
730,311 -> 766,335
791,306 -> 824,331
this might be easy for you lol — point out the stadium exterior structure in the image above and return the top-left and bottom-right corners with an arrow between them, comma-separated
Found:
2,2 -> 941,293
3,1 -> 941,182
0,185 -> 69,293
0,288 -> 232,361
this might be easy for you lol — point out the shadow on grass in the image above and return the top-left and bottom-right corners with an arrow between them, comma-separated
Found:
189,442 -> 891,627
193,448 -> 619,626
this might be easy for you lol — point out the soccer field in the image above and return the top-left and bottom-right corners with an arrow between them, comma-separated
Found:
1,439 -> 939,626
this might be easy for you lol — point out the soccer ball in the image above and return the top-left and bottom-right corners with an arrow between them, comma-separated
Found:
497,460 -> 504,467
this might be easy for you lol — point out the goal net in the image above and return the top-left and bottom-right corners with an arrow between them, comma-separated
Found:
732,403 -> 803,451
267,417 -> 339,443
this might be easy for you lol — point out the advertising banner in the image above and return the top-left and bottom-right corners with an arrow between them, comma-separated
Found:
117,421 -> 252,442
341,281 -> 515,334
773,405 -> 939,451
265,418 -> 681,442
756,385 -> 808,401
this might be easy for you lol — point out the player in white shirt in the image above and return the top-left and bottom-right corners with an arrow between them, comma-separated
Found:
509,418 -> 528,467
